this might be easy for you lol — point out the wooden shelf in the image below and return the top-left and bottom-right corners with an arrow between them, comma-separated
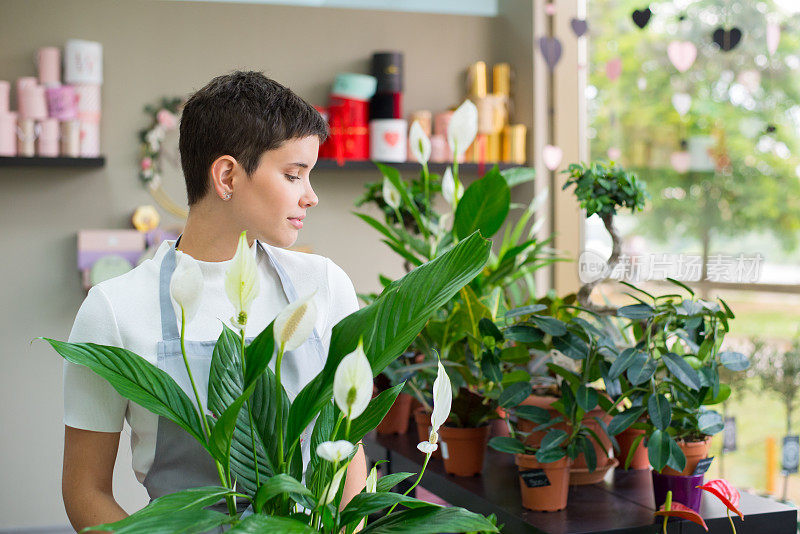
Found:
0,156 -> 106,168
315,158 -> 521,173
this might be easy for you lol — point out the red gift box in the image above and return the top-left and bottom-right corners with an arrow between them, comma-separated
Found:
320,96 -> 369,164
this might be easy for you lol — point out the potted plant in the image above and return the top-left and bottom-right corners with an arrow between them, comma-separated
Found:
43,232 -> 499,533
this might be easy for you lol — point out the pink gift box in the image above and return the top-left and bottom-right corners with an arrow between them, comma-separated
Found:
77,230 -> 146,270
18,85 -> 48,120
37,118 -> 59,157
0,113 -> 16,156
0,81 -> 9,114
46,85 -> 79,120
37,47 -> 61,86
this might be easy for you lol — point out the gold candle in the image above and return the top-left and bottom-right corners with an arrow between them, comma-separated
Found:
502,124 -> 527,164
467,61 -> 488,99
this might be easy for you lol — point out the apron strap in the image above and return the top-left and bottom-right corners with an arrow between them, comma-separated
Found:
258,241 -> 299,303
159,240 -> 181,341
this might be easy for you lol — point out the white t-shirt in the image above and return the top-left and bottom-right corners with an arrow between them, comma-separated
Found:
64,239 -> 359,483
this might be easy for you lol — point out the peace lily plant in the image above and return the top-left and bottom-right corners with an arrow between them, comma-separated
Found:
44,231 -> 499,533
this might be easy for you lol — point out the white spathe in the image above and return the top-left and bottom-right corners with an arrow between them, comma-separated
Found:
365,465 -> 378,493
333,341 -> 373,420
416,359 -> 452,454
441,166 -> 464,207
225,231 -> 260,329
323,463 -> 349,504
409,120 -> 431,165
316,440 -> 356,463
170,254 -> 204,322
447,100 -> 478,157
382,177 -> 401,210
274,291 -> 318,351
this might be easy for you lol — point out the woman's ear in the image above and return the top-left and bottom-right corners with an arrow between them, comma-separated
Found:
210,155 -> 238,199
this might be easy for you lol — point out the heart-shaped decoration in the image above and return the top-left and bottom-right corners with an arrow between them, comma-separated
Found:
571,18 -> 589,37
539,37 -> 563,71
767,22 -> 780,56
667,40 -> 697,73
383,131 -> 399,146
712,27 -> 742,52
632,7 -> 652,29
737,69 -> 761,94
545,3 -> 557,15
607,147 -> 622,161
605,58 -> 622,81
670,151 -> 691,173
542,144 -> 563,171
671,92 -> 691,116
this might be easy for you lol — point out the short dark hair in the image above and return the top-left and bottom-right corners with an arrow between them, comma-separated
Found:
179,71 -> 329,205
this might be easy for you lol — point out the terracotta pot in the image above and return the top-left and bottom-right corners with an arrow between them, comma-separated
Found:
439,425 -> 490,476
376,393 -> 413,435
662,436 -> 712,476
413,407 -> 440,458
515,454 -> 571,512
517,394 -> 565,448
571,409 -> 613,470
491,407 -> 510,438
615,427 -> 649,470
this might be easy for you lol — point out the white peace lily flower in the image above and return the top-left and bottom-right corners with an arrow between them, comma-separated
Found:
274,291 -> 318,351
322,463 -> 349,505
416,359 -> 452,455
447,100 -> 478,157
333,341 -> 373,420
417,441 -> 439,454
382,177 -> 401,210
409,120 -> 431,165
365,465 -> 378,493
170,254 -> 204,322
225,232 -> 260,329
441,166 -> 464,207
316,440 -> 356,463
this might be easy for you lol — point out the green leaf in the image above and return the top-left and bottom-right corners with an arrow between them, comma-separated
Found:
488,436 -> 528,454
666,437 -> 687,473
608,407 -> 646,436
720,351 -> 750,371
92,486 -> 233,531
647,394 -> 671,431
361,505 -> 499,533
666,277 -> 695,296
576,385 -> 599,412
627,352 -> 657,385
89,509 -> 230,533
698,410 -> 725,435
515,405 -> 553,424
608,348 -> 640,380
648,429 -> 671,472
703,383 -> 732,405
478,318 -> 504,341
498,381 -> 532,409
504,325 -> 543,343
340,493 -> 430,526
580,434 -> 597,472
553,332 -> 589,360
540,428 -> 568,451
254,474 -> 314,513
208,380 -> 257,471
227,514 -> 316,533
454,166 -> 511,239
536,446 -> 567,463
624,433 -> 646,469
662,352 -> 702,390
500,166 -> 536,188
286,233 -> 491,453
617,304 -> 655,320
376,472 -> 416,492
504,304 -> 547,319
244,322 -> 275,387
531,315 -> 568,336
42,339 -> 207,447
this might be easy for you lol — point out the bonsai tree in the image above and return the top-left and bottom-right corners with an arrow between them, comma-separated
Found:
561,161 -> 649,314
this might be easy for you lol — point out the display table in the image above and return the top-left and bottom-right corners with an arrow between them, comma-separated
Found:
363,431 -> 797,534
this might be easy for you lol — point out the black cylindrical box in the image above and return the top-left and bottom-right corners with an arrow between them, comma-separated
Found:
372,52 -> 403,93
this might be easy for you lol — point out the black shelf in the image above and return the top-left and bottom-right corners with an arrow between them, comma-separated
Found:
314,158 -> 520,173
0,156 -> 106,168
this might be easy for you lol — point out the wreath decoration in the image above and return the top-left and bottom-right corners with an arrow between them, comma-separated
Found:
138,97 -> 188,218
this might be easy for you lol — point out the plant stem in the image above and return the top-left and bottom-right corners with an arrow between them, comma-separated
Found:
240,329 -> 260,488
386,452 -> 431,516
179,308 -> 236,517
275,342 -> 286,473
663,490 -> 672,534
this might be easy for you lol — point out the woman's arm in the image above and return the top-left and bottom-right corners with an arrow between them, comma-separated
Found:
62,426 -> 128,532
340,442 -> 368,509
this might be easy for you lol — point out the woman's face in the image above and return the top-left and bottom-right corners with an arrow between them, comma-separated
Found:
233,136 -> 320,248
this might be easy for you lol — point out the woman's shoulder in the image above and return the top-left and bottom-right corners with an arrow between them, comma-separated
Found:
262,243 -> 356,305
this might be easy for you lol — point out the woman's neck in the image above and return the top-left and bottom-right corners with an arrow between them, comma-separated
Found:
177,202 -> 244,262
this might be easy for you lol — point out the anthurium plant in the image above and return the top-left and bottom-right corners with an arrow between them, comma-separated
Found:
654,479 -> 744,533
601,279 -> 749,473
43,231 -> 500,533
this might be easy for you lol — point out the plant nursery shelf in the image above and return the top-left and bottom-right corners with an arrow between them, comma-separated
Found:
364,431 -> 797,534
0,156 -> 106,168
314,158 -> 519,173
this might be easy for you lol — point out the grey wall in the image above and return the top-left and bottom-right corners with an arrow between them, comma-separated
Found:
0,0 -> 533,529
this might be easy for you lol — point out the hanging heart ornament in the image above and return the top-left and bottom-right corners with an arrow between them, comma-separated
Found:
539,37 -> 563,71
672,93 -> 691,116
542,145 -> 563,171
571,18 -> 589,37
632,7 -> 652,29
712,27 -> 742,52
667,40 -> 697,73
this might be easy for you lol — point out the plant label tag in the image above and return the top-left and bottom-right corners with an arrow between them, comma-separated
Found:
782,435 -> 800,474
519,468 -> 551,488
441,441 -> 449,460
693,457 -> 714,476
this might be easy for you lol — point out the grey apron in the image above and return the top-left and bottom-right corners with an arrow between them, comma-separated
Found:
142,239 -> 326,520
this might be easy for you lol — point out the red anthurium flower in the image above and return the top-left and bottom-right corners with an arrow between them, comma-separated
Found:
696,479 -> 744,520
654,501 -> 708,531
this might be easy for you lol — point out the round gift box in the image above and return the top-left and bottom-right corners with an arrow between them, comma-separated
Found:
331,73 -> 377,102
370,119 -> 407,162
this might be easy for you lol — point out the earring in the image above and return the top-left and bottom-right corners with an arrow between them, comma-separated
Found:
222,191 -> 231,200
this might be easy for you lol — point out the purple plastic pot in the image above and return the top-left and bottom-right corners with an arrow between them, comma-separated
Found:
651,471 -> 705,511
